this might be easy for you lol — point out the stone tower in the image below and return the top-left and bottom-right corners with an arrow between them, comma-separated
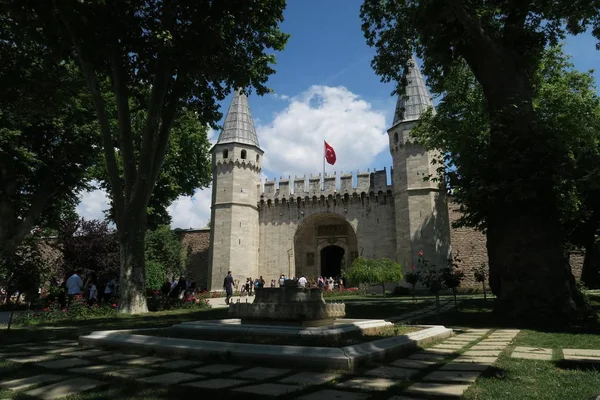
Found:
207,90 -> 263,290
387,57 -> 451,272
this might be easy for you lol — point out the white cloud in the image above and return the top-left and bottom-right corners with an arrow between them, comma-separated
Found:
77,87 -> 390,229
76,181 -> 110,221
168,187 -> 212,229
258,85 -> 389,178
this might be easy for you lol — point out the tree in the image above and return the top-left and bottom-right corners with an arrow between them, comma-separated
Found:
96,93 -> 213,230
411,46 -> 600,297
54,217 -> 120,280
361,0 -> 600,324
0,10 -> 99,263
8,0 -> 289,313
145,225 -> 187,289
342,257 -> 404,296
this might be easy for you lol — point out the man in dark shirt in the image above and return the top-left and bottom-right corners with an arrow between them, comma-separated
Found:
223,271 -> 234,305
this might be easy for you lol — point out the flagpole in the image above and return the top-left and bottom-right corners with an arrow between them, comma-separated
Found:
322,140 -> 326,191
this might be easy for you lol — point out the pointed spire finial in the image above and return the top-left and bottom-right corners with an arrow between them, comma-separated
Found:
392,56 -> 435,125
216,89 -> 260,148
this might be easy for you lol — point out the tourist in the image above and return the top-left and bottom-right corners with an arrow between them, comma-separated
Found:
270,279 -> 276,288
279,274 -> 285,287
258,276 -> 265,288
298,275 -> 307,288
66,269 -> 83,306
244,278 -> 251,296
88,278 -> 98,306
223,271 -> 234,305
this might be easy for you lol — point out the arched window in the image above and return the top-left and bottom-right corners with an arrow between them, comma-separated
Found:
256,154 -> 260,162
241,149 -> 247,159
394,132 -> 399,144
223,149 -> 229,159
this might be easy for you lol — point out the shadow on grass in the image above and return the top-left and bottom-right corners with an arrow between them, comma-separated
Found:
555,359 -> 600,372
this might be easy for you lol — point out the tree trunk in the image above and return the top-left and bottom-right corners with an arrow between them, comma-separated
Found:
487,214 -> 591,324
117,221 -> 148,314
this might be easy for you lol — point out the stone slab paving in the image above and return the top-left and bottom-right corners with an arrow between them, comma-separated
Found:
563,349 -> 600,357
470,344 -> 506,350
194,364 -> 244,374
0,374 -> 65,391
60,349 -> 111,358
120,356 -> 166,366
104,367 -> 155,378
24,377 -> 106,400
98,353 -> 140,362
563,355 -> 600,363
408,352 -> 449,361
511,352 -> 552,360
186,379 -> 249,389
404,382 -> 471,398
137,372 -> 201,385
0,352 -> 37,358
7,355 -> 56,364
155,360 -> 201,369
46,348 -> 79,355
336,377 -> 397,391
233,367 -> 291,380
232,383 -> 302,396
279,372 -> 339,386
463,350 -> 502,357
365,366 -> 419,380
69,364 -> 116,374
422,370 -> 482,383
36,358 -> 91,369
433,343 -> 465,350
439,362 -> 492,372
514,346 -> 552,355
453,356 -> 498,364
390,359 -> 438,369
296,389 -> 370,400
422,348 -> 459,355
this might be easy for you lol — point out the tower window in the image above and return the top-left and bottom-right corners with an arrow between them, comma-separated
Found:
223,149 -> 229,159
241,149 -> 247,159
394,132 -> 399,144
256,154 -> 260,162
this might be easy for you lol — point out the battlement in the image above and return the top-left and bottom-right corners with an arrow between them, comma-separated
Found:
260,167 -> 393,200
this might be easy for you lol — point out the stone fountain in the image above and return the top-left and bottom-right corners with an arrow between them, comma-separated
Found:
228,280 -> 346,327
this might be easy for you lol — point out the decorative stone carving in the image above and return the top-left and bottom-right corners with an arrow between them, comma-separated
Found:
228,286 -> 346,327
317,224 -> 347,237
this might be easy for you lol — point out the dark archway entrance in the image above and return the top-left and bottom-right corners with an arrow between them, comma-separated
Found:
320,245 -> 345,278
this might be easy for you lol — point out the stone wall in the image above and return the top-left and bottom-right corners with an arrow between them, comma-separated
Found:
177,229 -> 211,290
447,200 -> 488,290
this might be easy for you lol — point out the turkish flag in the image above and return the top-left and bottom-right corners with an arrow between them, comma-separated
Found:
324,141 -> 336,165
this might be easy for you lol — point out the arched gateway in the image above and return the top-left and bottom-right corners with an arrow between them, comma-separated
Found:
293,213 -> 358,279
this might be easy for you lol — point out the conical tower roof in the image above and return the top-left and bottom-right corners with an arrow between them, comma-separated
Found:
216,89 -> 260,148
392,56 -> 435,125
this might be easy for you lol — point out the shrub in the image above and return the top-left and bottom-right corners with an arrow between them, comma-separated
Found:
15,296 -> 117,325
146,260 -> 166,290
342,257 -> 403,296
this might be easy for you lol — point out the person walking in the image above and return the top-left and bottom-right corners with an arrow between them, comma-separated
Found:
223,271 -> 234,305
66,269 -> 83,306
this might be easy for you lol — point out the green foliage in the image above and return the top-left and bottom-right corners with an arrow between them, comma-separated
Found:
15,295 -> 118,326
0,11 -> 100,258
342,257 -> 403,286
474,264 -> 487,283
145,225 -> 187,289
0,235 -> 51,302
53,217 -> 120,278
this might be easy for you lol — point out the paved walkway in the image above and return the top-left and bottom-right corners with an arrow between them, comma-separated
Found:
0,327 -> 523,399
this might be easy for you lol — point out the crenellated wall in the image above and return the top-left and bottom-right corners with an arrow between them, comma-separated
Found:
260,168 -> 393,201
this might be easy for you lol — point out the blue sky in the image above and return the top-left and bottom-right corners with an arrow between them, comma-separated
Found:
77,0 -> 600,228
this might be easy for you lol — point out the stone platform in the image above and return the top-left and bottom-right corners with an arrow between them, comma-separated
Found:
228,285 -> 345,327
172,318 -> 393,338
78,325 -> 453,371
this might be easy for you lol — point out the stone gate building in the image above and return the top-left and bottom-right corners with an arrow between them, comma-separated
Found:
206,58 -> 461,291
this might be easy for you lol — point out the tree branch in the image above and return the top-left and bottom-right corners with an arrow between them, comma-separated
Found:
110,47 -> 137,200
54,4 -> 126,228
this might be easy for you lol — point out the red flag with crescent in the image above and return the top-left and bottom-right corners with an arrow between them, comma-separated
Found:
324,141 -> 336,165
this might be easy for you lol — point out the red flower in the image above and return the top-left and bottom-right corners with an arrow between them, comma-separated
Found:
41,307 -> 50,312
111,304 -> 117,307
418,250 -> 423,257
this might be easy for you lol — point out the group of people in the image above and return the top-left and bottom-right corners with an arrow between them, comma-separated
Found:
160,276 -> 200,300
60,270 -> 117,307
222,271 -> 344,305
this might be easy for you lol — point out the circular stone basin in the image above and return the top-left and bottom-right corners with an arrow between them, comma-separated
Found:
228,286 -> 346,327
